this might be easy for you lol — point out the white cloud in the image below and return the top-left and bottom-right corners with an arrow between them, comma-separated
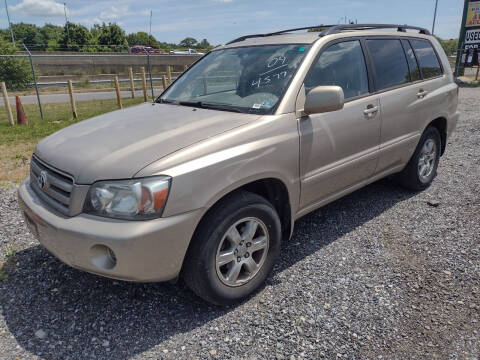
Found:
9,0 -> 65,18
99,5 -> 130,21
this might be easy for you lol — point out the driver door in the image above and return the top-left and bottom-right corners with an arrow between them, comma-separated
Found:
298,40 -> 381,210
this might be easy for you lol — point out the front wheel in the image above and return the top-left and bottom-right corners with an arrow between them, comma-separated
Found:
183,191 -> 281,305
397,126 -> 441,191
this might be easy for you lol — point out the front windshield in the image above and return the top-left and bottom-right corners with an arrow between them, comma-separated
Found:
159,44 -> 309,114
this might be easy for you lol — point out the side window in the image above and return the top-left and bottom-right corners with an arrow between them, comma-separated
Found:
401,39 -> 421,82
365,39 -> 410,90
304,40 -> 369,100
410,39 -> 442,79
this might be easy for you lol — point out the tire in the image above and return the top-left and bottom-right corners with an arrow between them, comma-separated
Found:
397,126 -> 441,191
183,191 -> 281,305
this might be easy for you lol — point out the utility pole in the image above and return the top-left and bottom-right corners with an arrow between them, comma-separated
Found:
432,0 -> 439,35
149,10 -> 152,46
4,0 -> 15,47
64,2 -> 70,45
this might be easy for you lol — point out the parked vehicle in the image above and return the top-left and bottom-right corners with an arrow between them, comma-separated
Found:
130,45 -> 162,54
19,24 -> 459,305
170,48 -> 204,55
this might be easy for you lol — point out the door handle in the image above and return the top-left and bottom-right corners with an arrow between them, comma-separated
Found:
417,89 -> 429,99
363,105 -> 378,118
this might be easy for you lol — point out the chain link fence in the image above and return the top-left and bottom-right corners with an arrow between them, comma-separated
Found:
0,51 -> 199,126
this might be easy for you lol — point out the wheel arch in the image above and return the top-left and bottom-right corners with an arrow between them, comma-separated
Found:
179,177 -> 293,276
426,117 -> 447,156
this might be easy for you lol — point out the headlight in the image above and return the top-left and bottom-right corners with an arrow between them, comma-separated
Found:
84,176 -> 171,220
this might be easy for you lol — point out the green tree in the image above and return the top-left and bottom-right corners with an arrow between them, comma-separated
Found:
197,38 -> 211,49
0,29 -> 10,42
307,26 -> 329,32
0,38 -> 33,89
59,22 -> 93,51
126,31 -> 158,47
41,24 -> 64,51
97,22 -> 128,52
437,38 -> 458,56
179,37 -> 197,48
11,23 -> 44,50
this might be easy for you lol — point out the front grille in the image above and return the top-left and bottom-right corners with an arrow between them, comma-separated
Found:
30,156 -> 74,215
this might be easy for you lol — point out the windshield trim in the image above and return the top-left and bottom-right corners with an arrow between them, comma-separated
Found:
156,43 -> 311,115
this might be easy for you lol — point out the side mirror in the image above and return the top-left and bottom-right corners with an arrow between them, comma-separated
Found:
303,86 -> 344,115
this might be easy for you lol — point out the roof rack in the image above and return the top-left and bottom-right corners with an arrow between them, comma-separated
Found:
320,24 -> 430,36
226,23 -> 430,45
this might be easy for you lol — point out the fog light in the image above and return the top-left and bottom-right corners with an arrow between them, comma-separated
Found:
90,245 -> 117,270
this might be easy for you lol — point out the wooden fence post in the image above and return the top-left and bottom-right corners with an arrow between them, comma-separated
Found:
129,67 -> 135,99
67,80 -> 78,119
141,67 -> 147,101
1,82 -> 14,126
162,75 -> 167,90
114,75 -> 123,109
167,66 -> 172,85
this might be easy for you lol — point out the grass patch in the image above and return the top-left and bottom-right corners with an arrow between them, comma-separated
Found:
0,97 -> 145,185
5,247 -> 17,259
0,267 -> 8,282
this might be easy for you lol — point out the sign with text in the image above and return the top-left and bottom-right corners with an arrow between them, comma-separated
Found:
466,29 -> 480,42
466,1 -> 480,26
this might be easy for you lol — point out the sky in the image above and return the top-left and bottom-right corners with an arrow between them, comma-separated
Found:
0,0 -> 465,45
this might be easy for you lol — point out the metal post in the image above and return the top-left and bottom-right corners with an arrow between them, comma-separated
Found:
454,41 -> 464,78
455,0 -> 471,77
149,10 -> 152,46
432,0 -> 439,35
146,51 -> 154,101
23,44 -> 43,120
4,0 -> 15,47
63,2 -> 70,45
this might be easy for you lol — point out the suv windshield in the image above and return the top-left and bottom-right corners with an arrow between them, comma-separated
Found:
159,44 -> 309,114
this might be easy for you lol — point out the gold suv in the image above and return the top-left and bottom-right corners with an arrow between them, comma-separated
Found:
18,24 -> 459,305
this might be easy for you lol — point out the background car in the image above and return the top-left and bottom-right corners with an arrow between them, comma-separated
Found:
130,45 -> 163,54
169,48 -> 204,55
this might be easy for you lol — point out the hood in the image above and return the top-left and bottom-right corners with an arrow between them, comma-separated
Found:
35,103 -> 258,184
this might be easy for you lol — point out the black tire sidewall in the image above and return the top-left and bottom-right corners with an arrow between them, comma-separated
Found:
401,126 -> 441,190
188,194 -> 281,305
414,127 -> 441,188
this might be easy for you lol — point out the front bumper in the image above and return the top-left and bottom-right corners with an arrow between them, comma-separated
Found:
18,177 -> 203,282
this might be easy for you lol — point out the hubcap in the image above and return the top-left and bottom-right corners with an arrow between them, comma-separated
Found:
215,217 -> 269,287
418,138 -> 437,183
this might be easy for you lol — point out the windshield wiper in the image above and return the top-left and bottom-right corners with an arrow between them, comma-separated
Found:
157,98 -> 175,104
178,101 -> 244,113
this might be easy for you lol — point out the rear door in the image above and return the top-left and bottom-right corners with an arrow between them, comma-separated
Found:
364,38 -> 432,173
298,39 -> 381,210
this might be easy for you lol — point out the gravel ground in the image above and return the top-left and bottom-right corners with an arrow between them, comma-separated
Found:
0,88 -> 479,360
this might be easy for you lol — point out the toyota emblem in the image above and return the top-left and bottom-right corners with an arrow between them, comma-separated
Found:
37,171 -> 48,190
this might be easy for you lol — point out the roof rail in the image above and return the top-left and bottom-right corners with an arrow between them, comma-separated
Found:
226,23 -> 430,45
320,24 -> 431,36
226,25 -> 335,45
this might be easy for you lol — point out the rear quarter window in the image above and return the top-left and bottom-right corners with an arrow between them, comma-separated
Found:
410,39 -> 442,79
366,39 -> 410,91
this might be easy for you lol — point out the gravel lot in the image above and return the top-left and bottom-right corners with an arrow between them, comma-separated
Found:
0,88 -> 479,360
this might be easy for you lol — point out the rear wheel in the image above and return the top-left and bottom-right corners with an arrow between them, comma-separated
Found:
398,126 -> 441,191
183,191 -> 281,305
